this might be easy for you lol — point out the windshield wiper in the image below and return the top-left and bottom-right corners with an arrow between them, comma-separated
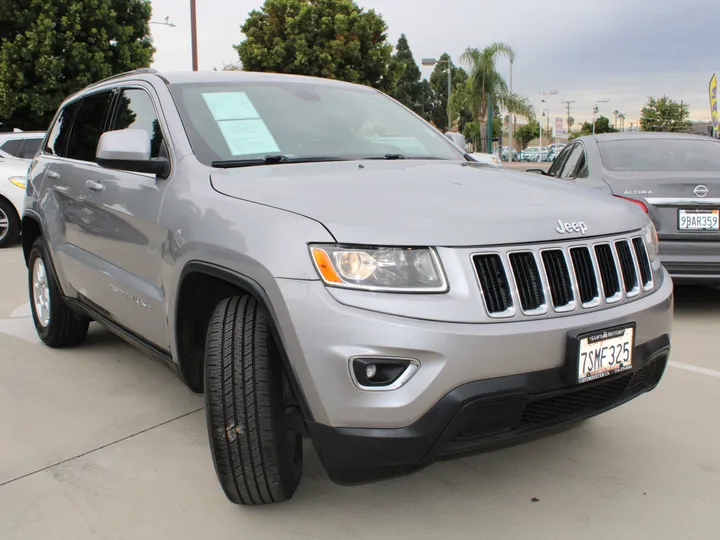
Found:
364,154 -> 451,161
211,155 -> 348,169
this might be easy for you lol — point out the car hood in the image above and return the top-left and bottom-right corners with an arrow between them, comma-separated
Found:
210,160 -> 647,246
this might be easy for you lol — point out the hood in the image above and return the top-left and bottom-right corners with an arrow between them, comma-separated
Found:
211,161 -> 648,246
0,158 -> 30,178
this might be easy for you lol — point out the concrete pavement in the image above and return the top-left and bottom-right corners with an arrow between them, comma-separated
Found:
0,245 -> 718,539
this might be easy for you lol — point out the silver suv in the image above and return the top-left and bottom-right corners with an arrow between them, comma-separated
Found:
22,69 -> 673,505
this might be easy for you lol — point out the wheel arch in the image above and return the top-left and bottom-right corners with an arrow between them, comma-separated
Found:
175,261 -> 314,421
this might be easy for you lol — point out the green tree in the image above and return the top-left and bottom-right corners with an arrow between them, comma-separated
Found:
514,120 -> 540,149
459,43 -> 534,151
569,116 -> 616,139
236,0 -> 400,92
429,53 -> 468,131
640,95 -> 691,132
0,0 -> 154,131
390,34 -> 425,115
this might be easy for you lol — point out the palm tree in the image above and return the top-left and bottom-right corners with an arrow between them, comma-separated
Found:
613,110 -> 620,129
458,43 -> 534,151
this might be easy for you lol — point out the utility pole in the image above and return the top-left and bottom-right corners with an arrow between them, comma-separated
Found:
562,100 -> 575,136
508,59 -> 514,155
592,99 -> 610,135
190,0 -> 199,71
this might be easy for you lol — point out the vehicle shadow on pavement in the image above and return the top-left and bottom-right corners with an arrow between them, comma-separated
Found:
673,285 -> 720,315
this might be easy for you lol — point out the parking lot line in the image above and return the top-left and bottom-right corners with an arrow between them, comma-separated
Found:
669,361 -> 720,379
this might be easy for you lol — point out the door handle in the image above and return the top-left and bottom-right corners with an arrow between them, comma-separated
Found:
85,180 -> 105,192
47,171 -> 59,179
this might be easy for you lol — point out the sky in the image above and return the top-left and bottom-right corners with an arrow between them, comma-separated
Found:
148,0 -> 720,125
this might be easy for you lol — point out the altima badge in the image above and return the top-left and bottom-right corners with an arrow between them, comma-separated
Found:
555,220 -> 588,235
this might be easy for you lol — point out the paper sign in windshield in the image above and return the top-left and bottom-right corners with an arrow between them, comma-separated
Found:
202,92 -> 280,156
202,92 -> 260,121
218,119 -> 280,156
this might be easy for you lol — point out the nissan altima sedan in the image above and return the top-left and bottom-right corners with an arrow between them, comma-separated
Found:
529,132 -> 720,284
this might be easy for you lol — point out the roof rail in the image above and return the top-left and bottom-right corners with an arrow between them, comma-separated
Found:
92,67 -> 159,86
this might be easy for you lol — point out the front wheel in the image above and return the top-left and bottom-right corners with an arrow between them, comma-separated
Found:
0,198 -> 20,248
204,296 -> 302,505
28,238 -> 89,347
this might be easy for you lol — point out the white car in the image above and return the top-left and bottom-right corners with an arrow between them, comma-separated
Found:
0,156 -> 30,247
469,152 -> 503,167
0,131 -> 44,161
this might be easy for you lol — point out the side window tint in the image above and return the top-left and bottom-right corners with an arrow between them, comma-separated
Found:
21,138 -> 42,159
560,145 -> 584,179
45,101 -> 81,157
0,139 -> 22,157
548,145 -> 571,177
66,91 -> 114,162
113,89 -> 165,158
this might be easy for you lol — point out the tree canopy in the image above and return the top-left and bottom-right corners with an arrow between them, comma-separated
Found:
458,43 -> 533,151
0,0 -> 154,131
515,120 -> 540,149
389,34 -> 426,115
428,53 -> 467,131
640,96 -> 691,132
236,0 -> 400,92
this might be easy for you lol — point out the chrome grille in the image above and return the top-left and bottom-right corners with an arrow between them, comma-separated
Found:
473,234 -> 654,319
508,252 -> 546,314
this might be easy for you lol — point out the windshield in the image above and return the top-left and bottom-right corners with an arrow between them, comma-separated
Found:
168,81 -> 465,166
599,138 -> 720,172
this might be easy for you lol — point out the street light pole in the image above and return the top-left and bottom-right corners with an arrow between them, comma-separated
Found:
508,59 -> 513,155
190,0 -> 199,71
592,99 -> 610,135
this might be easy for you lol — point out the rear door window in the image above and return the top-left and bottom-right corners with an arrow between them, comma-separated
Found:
65,91 -> 114,162
21,138 -> 42,159
45,101 -> 81,157
0,139 -> 22,157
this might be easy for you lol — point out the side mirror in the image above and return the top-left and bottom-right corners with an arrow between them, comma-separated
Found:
525,168 -> 548,175
96,129 -> 169,178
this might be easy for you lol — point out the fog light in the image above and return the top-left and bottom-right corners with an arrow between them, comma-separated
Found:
351,357 -> 419,391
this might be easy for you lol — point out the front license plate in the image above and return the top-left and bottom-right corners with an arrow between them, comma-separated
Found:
678,209 -> 719,231
577,325 -> 634,384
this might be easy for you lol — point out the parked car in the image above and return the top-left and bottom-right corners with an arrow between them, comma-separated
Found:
521,146 -> 550,162
24,69 -> 672,505
0,156 -> 30,247
529,132 -> 720,284
469,152 -> 503,167
0,131 -> 44,161
548,143 -> 567,155
500,146 -> 519,162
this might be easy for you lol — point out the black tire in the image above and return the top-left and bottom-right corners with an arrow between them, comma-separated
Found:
0,198 -> 20,248
28,238 -> 89,347
205,296 -> 302,505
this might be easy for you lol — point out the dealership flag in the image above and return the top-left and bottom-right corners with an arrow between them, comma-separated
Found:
710,74 -> 719,138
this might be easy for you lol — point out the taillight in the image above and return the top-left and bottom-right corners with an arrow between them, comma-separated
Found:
614,195 -> 648,213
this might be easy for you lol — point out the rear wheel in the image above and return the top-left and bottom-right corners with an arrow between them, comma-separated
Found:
204,295 -> 302,505
28,238 -> 89,347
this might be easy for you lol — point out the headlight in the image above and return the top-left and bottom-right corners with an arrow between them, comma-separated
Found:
641,221 -> 658,262
8,176 -> 26,189
310,245 -> 448,292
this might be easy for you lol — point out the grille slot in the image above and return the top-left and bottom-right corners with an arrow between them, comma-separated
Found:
508,252 -> 545,312
541,250 -> 574,309
569,247 -> 599,305
594,244 -> 621,300
474,254 -> 513,314
632,237 -> 653,288
615,241 -> 639,293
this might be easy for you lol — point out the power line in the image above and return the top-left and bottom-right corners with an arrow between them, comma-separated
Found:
561,100 -> 575,133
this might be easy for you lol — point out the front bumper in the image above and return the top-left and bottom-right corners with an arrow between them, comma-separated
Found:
276,270 -> 673,430
659,240 -> 720,284
308,335 -> 670,484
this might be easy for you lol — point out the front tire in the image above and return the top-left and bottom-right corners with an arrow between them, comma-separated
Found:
205,296 -> 302,505
28,238 -> 89,347
0,198 -> 20,248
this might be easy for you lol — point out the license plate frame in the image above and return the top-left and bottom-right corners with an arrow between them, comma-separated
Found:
565,323 -> 636,385
678,208 -> 720,231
